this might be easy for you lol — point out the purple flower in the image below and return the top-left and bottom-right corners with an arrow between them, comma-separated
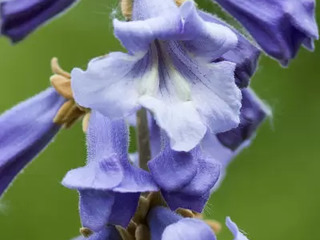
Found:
198,11 -> 261,88
217,88 -> 269,151
147,207 -> 249,240
0,88 -> 64,197
148,135 -> 220,212
1,0 -> 78,42
146,87 -> 268,193
147,206 -> 217,240
213,0 -> 319,65
71,0 -> 242,152
147,87 -> 268,195
72,226 -> 121,240
62,110 -> 158,232
201,88 -> 269,190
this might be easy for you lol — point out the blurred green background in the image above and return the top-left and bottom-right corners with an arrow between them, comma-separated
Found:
0,0 -> 319,239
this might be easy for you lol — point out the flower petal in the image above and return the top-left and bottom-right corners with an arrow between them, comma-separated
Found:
147,206 -> 216,240
1,0 -> 78,42
79,191 -> 141,230
199,89 -> 267,192
71,53 -> 145,119
179,1 -> 238,62
201,132 -> 250,192
108,192 -> 140,227
132,0 -> 178,20
198,11 -> 260,88
158,153 -> 219,211
0,88 -> 64,197
79,190 -> 115,232
147,206 -> 183,240
162,218 -> 216,240
226,217 -> 249,240
62,156 -> 124,190
201,132 -> 234,169
139,42 -> 241,151
140,95 -> 206,152
148,144 -> 198,191
113,15 -> 180,54
114,1 -> 237,60
62,111 -> 128,190
214,0 -> 319,65
112,163 -> 158,193
179,157 -> 220,196
217,88 -> 269,150
86,111 -> 129,163
161,191 -> 210,212
191,61 -> 242,134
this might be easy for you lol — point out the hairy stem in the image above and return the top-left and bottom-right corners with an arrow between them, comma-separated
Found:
136,108 -> 151,171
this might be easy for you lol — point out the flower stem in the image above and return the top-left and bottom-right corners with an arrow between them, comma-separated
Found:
136,108 -> 151,171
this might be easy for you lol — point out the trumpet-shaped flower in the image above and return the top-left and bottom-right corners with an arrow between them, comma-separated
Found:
71,0 -> 242,152
0,88 -> 64,197
62,111 -> 158,232
213,0 -> 319,65
1,0 -> 78,42
0,58 -> 87,198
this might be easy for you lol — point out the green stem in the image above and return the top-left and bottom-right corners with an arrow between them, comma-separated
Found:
136,108 -> 151,171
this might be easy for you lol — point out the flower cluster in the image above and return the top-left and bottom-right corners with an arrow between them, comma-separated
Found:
0,0 -> 317,239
